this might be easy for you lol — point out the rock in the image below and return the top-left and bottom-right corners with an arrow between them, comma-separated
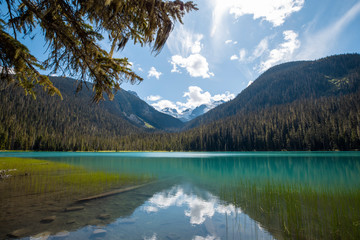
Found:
40,215 -> 56,223
97,213 -> 110,220
95,224 -> 106,229
30,231 -> 51,240
7,228 -> 30,238
66,219 -> 76,224
88,219 -> 102,226
54,230 -> 69,238
92,229 -> 106,237
64,206 -> 84,212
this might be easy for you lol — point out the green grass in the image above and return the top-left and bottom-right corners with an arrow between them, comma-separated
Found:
0,157 -> 155,198
220,180 -> 360,240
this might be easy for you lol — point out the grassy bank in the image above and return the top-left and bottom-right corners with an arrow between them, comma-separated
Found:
220,180 -> 360,240
0,157 -> 155,198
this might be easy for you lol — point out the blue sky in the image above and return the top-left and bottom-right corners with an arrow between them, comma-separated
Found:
5,0 -> 360,112
119,0 -> 360,112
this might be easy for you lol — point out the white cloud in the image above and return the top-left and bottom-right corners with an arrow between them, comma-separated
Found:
148,67 -> 162,79
145,186 -> 242,227
183,86 -> 212,108
297,1 -> 360,60
171,54 -> 214,78
151,86 -> 235,114
258,30 -> 300,72
212,91 -> 235,102
229,0 -> 304,27
247,80 -> 254,87
146,95 -> 162,101
225,40 -> 237,45
211,0 -> 304,36
138,67 -> 144,72
193,235 -> 220,240
151,100 -> 178,111
167,25 -> 213,78
230,55 -> 239,61
185,197 -> 216,225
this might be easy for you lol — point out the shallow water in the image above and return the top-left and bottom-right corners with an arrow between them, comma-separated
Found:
1,152 -> 360,239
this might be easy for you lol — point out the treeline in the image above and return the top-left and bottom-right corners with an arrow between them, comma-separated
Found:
186,54 -> 360,129
0,81 -> 142,151
1,54 -> 360,151
119,92 -> 360,151
2,91 -> 358,151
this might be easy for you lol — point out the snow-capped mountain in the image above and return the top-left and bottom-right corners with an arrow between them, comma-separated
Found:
159,100 -> 226,122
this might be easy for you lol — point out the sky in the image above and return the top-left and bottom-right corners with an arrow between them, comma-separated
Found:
5,0 -> 360,113
119,0 -> 360,112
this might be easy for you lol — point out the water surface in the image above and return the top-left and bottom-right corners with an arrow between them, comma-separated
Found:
1,152 -> 360,239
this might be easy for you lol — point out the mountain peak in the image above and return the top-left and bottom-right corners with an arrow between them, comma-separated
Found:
127,90 -> 140,99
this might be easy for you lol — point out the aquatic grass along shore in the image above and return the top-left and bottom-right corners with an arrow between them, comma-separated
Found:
0,157 -> 156,239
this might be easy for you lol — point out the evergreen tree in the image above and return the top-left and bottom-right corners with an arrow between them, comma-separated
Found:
0,0 -> 197,102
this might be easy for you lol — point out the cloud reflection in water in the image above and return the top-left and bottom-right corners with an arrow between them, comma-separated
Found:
145,186 -> 242,225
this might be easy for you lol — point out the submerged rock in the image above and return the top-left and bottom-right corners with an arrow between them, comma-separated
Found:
66,219 -> 76,224
53,230 -> 70,238
92,229 -> 107,237
97,213 -> 110,220
30,231 -> 51,240
87,219 -> 102,226
7,228 -> 30,238
64,206 -> 84,212
40,215 -> 56,223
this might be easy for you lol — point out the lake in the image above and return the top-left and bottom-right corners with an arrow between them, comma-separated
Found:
1,152 -> 360,239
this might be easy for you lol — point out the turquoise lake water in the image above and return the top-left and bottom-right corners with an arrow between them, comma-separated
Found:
1,152 -> 360,239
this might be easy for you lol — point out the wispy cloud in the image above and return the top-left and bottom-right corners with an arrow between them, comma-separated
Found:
229,0 -> 304,27
225,40 -> 238,45
230,49 -> 247,61
210,0 -> 304,36
297,1 -> 360,60
251,38 -> 269,60
258,30 -> 300,72
148,67 -> 162,79
167,25 -> 204,56
168,26 -> 214,78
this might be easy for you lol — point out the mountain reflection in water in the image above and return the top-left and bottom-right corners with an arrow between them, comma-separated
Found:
64,184 -> 273,240
0,152 -> 359,239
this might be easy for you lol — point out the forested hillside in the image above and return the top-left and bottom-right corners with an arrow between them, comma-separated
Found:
1,54 -> 359,151
0,77 -> 183,151
185,54 -> 360,129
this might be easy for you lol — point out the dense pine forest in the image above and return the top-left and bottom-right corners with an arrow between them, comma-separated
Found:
1,54 -> 360,151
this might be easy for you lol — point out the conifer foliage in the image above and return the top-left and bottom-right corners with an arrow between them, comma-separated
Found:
0,0 -> 197,102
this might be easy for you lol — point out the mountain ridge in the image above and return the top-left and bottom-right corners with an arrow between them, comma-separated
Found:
1,53 -> 360,151
185,54 -> 360,129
